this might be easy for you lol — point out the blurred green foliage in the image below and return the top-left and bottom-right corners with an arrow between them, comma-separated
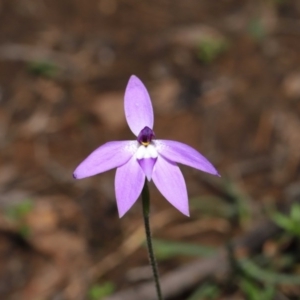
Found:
27,60 -> 59,78
5,199 -> 33,220
247,18 -> 266,41
152,239 -> 216,260
5,199 -> 34,237
190,195 -> 236,218
274,0 -> 286,4
197,37 -> 229,64
188,282 -> 220,300
150,194 -> 300,299
240,279 -> 275,300
237,258 -> 300,285
18,225 -> 31,238
221,178 -> 251,226
190,177 -> 251,226
271,203 -> 300,237
88,282 -> 115,300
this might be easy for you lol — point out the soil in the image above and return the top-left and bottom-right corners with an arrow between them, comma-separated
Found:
1,0 -> 300,299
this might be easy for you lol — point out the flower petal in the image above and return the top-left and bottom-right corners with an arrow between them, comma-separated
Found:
155,140 -> 219,176
73,141 -> 137,179
152,156 -> 189,216
115,156 -> 145,217
124,75 -> 154,136
138,158 -> 157,181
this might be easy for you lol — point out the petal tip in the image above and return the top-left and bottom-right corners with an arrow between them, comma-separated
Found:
117,202 -> 133,218
73,168 -> 83,179
73,166 -> 86,179
212,169 -> 221,177
127,74 -> 142,86
129,74 -> 138,80
182,209 -> 190,217
204,165 -> 220,177
118,210 -> 126,218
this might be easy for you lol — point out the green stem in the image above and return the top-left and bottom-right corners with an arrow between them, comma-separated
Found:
141,180 -> 164,300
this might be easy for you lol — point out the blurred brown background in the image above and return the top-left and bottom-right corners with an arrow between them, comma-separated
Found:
1,0 -> 300,299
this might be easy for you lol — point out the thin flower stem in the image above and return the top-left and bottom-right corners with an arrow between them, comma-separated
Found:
141,180 -> 164,300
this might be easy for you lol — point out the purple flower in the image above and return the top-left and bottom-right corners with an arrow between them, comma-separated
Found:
73,75 -> 219,217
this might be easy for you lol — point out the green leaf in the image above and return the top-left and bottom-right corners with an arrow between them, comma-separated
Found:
273,0 -> 286,5
248,18 -> 266,41
188,283 -> 220,300
88,282 -> 115,300
27,60 -> 60,78
240,279 -> 275,300
271,212 -> 293,231
5,199 -> 34,220
152,239 -> 216,260
271,204 -> 300,236
19,225 -> 31,238
240,279 -> 261,300
198,37 -> 229,64
238,258 -> 300,285
291,204 -> 300,223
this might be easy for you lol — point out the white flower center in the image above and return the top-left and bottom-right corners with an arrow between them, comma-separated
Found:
136,144 -> 158,159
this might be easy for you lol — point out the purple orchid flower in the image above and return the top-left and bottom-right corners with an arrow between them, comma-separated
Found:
73,75 -> 219,217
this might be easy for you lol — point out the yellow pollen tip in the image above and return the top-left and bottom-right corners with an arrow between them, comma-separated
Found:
141,141 -> 150,146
